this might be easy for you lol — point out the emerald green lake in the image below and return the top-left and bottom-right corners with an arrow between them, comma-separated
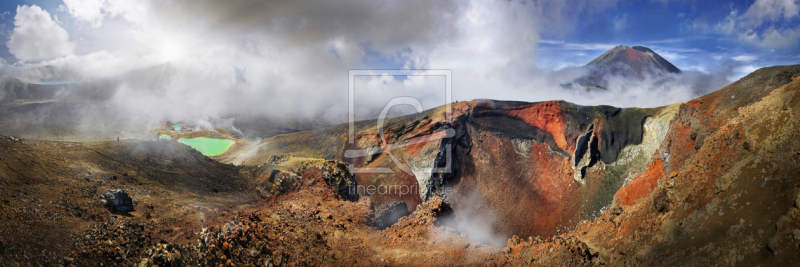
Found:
159,135 -> 171,140
177,137 -> 235,156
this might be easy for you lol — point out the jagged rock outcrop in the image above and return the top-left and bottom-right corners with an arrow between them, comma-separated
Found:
236,97 -> 656,240
100,189 -> 135,212
572,123 -> 599,182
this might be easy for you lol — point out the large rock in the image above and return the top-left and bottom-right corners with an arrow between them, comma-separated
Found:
100,189 -> 135,212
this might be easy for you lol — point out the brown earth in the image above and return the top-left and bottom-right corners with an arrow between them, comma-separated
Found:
0,65 -> 799,266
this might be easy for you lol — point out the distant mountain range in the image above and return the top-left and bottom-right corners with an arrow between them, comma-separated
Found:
563,45 -> 680,90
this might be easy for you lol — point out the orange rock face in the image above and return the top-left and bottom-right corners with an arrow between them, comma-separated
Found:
506,101 -> 571,151
452,132 -> 579,240
615,159 -> 665,206
249,98 -> 655,241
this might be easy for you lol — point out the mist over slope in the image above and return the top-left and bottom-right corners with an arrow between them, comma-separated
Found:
0,63 -> 337,141
0,0 -> 774,144
0,43 -> 734,143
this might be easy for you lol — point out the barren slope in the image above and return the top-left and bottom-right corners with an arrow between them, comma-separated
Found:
0,65 -> 799,266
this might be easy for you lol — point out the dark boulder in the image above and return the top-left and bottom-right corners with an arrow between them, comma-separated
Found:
100,189 -> 135,212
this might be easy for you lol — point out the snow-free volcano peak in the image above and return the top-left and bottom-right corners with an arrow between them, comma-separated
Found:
563,45 -> 682,90
588,45 -> 680,74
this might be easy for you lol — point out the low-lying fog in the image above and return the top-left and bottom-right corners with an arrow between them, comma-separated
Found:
0,0 -> 744,141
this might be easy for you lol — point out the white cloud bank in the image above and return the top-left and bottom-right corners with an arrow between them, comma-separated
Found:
60,0 -> 148,28
0,0 -> 740,131
742,0 -> 800,25
709,0 -> 800,49
6,5 -> 75,62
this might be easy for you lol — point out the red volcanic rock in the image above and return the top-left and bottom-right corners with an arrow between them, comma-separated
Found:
614,159 -> 665,206
251,98 -> 654,238
506,101 -> 570,151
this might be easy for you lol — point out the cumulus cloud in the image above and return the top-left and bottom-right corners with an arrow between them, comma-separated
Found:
745,29 -> 799,49
742,0 -> 800,25
754,26 -> 800,48
707,0 -> 800,49
26,0 -> 633,122
713,10 -> 739,35
6,5 -> 75,62
60,0 -> 148,28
